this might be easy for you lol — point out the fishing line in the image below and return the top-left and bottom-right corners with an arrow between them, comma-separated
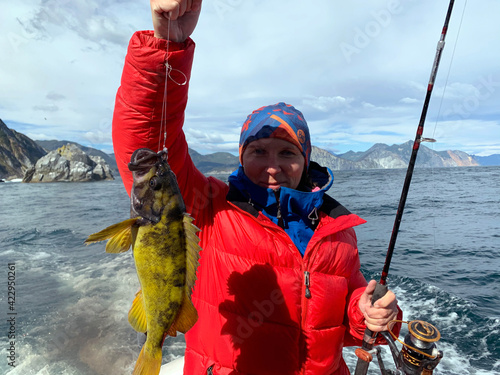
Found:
431,0 -> 468,141
158,16 -> 171,153
158,15 -> 188,153
427,0 -> 467,304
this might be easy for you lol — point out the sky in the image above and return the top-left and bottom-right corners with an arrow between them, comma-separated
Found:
1,0 -> 499,157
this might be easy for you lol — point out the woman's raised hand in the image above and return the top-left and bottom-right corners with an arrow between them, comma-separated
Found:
150,0 -> 202,42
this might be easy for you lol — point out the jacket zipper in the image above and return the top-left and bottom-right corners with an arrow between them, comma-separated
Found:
304,271 -> 311,299
300,243 -> 322,329
300,267 -> 309,335
273,188 -> 285,229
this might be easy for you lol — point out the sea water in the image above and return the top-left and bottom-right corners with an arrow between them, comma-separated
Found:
0,166 -> 498,375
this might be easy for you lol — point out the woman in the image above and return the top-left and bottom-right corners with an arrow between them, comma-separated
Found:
113,1 -> 401,374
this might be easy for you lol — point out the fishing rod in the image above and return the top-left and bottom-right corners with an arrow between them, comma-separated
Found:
354,1 -> 456,374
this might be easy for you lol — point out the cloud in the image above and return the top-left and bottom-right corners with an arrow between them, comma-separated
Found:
83,129 -> 112,144
46,92 -> 66,101
33,105 -> 59,112
400,97 -> 419,104
302,95 -> 353,113
25,132 -> 53,141
17,0 -> 139,48
1,0 -> 500,156
186,128 -> 225,143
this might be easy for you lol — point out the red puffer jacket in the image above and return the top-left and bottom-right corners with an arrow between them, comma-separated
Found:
113,31 -> 398,375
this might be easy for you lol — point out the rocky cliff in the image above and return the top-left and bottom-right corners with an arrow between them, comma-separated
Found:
0,119 -> 47,180
441,150 -> 479,167
36,140 -> 118,173
23,144 -> 114,183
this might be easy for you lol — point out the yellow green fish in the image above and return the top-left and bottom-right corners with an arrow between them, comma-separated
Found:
85,148 -> 201,375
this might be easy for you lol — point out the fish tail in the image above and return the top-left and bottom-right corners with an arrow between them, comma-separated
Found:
132,345 -> 162,375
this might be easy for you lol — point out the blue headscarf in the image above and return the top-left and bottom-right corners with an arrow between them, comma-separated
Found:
238,102 -> 311,167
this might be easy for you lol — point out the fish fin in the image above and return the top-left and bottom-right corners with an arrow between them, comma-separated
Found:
183,214 -> 202,293
167,295 -> 198,337
128,289 -> 147,333
132,345 -> 162,375
85,218 -> 138,253
105,227 -> 133,253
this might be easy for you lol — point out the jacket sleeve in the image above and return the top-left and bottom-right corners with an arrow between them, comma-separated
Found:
344,271 -> 403,347
112,31 -> 211,218
343,266 -> 369,346
341,230 -> 403,346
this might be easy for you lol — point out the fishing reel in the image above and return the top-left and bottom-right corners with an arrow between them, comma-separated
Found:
354,320 -> 443,375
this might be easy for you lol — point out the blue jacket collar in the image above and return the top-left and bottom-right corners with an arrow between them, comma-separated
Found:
227,162 -> 334,255
228,164 -> 333,218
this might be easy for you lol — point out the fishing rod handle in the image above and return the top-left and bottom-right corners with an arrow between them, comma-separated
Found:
372,282 -> 389,304
354,282 -> 389,375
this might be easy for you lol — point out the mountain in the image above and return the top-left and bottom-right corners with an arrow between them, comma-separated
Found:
0,119 -> 47,180
336,141 -> 480,169
311,146 -> 364,170
1,119 -> 497,181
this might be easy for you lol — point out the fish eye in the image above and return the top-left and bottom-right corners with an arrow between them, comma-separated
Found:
149,177 -> 162,190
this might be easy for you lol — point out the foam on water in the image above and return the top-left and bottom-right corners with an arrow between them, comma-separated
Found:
1,169 -> 499,374
1,250 -> 141,374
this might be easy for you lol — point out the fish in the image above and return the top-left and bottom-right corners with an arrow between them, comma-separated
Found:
85,148 -> 201,375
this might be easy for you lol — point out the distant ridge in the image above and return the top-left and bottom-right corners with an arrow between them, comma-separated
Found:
0,118 -> 498,181
472,154 -> 500,166
332,141 -> 480,169
188,148 -> 239,178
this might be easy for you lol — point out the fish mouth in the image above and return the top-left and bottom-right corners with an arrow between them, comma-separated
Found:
128,148 -> 175,224
128,149 -> 170,175
129,148 -> 159,172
